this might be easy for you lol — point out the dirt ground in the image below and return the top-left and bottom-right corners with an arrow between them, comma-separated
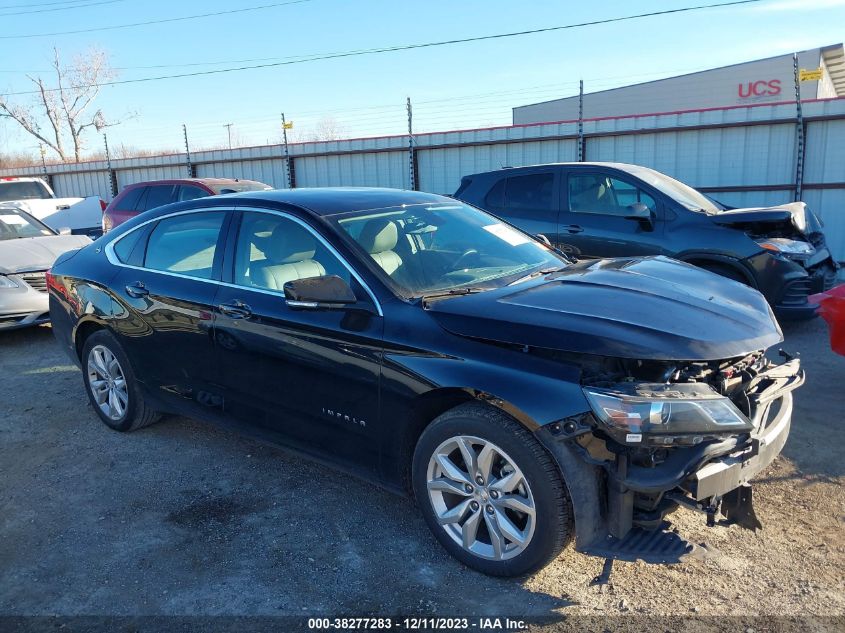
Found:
0,318 -> 843,632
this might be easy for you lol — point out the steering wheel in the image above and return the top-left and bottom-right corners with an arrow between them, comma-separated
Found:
451,248 -> 479,271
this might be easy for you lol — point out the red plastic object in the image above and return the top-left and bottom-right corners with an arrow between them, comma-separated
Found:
809,283 -> 845,356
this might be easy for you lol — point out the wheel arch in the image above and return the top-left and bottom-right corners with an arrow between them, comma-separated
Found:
677,252 -> 757,287
395,387 -> 543,495
73,318 -> 108,361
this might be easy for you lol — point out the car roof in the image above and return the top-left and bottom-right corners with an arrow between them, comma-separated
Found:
466,162 -> 653,178
224,187 -> 450,217
124,177 -> 267,187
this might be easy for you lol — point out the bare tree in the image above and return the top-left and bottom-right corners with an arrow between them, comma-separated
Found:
0,47 -> 123,162
308,116 -> 347,142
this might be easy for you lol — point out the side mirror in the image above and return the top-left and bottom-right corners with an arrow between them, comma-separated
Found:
284,275 -> 357,309
57,227 -> 72,235
624,203 -> 654,230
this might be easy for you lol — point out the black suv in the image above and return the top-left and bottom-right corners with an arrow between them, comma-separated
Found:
455,162 -> 839,319
49,188 -> 803,576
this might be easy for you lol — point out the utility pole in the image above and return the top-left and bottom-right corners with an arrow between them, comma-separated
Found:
281,113 -> 293,188
103,133 -> 117,198
792,52 -> 805,202
407,97 -> 416,190
577,79 -> 585,162
223,123 -> 233,150
183,124 -> 194,178
38,144 -> 48,178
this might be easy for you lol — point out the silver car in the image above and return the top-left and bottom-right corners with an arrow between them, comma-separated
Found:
0,207 -> 91,331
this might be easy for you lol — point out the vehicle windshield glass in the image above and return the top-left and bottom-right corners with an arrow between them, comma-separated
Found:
0,208 -> 54,240
0,180 -> 51,202
331,202 -> 566,298
623,166 -> 723,214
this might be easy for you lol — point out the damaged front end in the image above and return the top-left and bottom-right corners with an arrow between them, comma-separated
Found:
537,349 -> 804,564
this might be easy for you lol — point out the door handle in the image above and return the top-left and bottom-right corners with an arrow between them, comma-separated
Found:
124,281 -> 149,298
218,300 -> 252,319
564,224 -> 584,234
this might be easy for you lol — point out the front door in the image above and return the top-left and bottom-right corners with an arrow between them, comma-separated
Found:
212,209 -> 384,475
558,170 -> 668,258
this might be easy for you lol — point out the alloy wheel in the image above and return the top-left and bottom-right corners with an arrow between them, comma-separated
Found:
426,435 -> 536,561
87,344 -> 129,421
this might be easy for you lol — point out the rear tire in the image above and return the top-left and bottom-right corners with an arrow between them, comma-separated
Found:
81,330 -> 159,432
412,403 -> 572,577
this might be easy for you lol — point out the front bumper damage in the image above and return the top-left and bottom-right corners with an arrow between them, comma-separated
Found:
536,357 -> 804,564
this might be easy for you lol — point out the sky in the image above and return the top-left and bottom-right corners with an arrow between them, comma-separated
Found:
0,0 -> 843,161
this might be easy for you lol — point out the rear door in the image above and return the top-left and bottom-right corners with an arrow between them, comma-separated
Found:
482,170 -> 562,246
108,208 -> 231,406
558,169 -> 668,258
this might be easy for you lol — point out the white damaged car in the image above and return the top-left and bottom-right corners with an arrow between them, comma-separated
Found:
0,206 -> 90,331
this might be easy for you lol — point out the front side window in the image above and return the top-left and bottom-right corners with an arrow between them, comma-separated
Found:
234,212 -> 350,292
143,212 -> 225,279
568,174 -> 656,216
331,201 -> 565,298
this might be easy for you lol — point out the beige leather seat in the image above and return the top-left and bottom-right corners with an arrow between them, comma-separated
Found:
250,223 -> 326,290
358,218 -> 402,276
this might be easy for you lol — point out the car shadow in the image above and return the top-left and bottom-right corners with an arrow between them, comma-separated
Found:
0,325 -> 576,619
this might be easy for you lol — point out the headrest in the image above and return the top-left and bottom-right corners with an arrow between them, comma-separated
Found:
358,219 -> 398,254
264,223 -> 318,264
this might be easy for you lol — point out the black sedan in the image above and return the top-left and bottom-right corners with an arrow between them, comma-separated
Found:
49,188 -> 803,576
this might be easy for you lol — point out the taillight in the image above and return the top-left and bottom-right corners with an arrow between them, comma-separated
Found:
100,199 -> 107,212
45,269 -> 60,293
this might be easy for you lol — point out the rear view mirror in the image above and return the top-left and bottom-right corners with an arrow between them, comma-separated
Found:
284,275 -> 357,309
625,203 -> 654,230
57,227 -> 72,235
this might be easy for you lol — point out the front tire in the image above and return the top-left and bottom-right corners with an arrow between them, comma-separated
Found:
412,403 -> 572,576
81,330 -> 159,432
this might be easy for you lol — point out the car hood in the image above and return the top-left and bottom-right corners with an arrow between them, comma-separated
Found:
0,235 -> 91,274
427,256 -> 782,361
711,201 -> 822,237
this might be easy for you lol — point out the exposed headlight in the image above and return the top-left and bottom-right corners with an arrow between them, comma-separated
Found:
756,238 -> 814,255
0,275 -> 20,289
583,382 -> 753,446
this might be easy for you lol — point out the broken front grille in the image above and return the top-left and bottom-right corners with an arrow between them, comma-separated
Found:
19,271 -> 47,293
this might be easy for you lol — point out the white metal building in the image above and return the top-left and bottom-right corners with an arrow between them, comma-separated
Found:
513,44 -> 845,124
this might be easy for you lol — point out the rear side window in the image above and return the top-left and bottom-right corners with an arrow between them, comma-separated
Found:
484,173 -> 555,219
144,185 -> 176,211
178,185 -> 210,201
143,212 -> 226,279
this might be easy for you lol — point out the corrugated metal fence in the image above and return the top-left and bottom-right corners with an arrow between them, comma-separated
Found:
4,97 -> 845,261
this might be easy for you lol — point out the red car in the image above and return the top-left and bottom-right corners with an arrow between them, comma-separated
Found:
102,178 -> 272,232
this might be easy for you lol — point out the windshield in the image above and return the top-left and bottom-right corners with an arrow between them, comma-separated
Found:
331,202 -> 566,298
0,180 -> 51,202
623,166 -> 723,214
0,208 -> 54,240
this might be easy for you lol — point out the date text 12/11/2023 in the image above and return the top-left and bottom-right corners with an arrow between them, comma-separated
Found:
307,617 -> 527,630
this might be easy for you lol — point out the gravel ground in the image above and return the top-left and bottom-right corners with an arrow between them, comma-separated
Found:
0,319 -> 843,632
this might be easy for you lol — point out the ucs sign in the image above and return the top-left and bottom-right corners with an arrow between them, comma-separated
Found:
738,79 -> 782,98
